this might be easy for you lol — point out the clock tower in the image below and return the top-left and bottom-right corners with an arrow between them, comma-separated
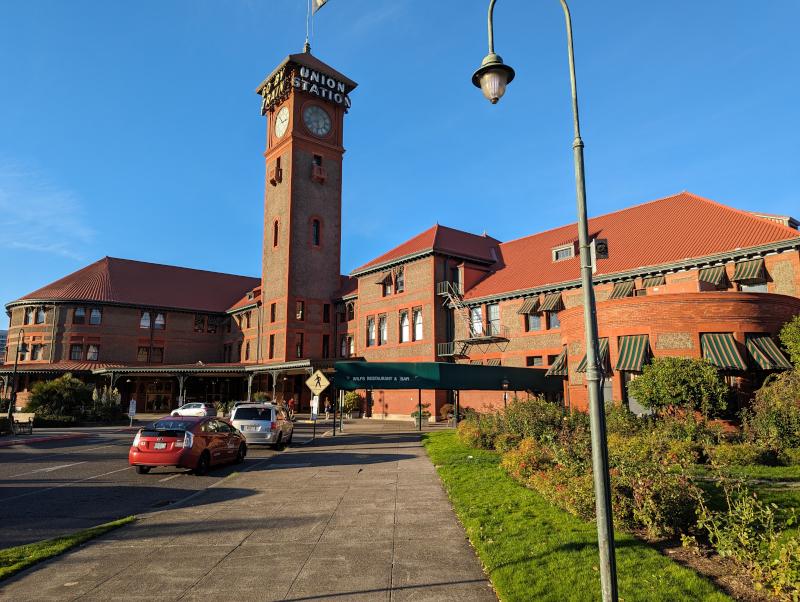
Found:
256,48 -> 357,364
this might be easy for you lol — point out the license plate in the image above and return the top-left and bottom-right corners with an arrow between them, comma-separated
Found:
243,425 -> 257,432
154,442 -> 167,449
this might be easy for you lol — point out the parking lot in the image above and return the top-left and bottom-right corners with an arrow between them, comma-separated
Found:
0,420 -> 320,549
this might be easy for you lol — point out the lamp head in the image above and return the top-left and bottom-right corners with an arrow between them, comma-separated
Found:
501,378 -> 509,390
472,53 -> 515,104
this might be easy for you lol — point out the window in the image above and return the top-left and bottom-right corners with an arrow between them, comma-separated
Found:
31,344 -> 43,360
367,317 -> 376,347
140,311 -> 151,329
245,341 -> 250,361
526,314 -> 542,332
268,334 -> 275,359
86,344 -> 99,361
340,335 -> 349,358
18,343 -> 28,361
382,278 -> 392,297
526,356 -> 543,367
296,333 -> 304,358
238,342 -> 243,361
137,346 -> 149,362
70,344 -> 83,361
35,307 -> 45,324
552,244 -> 575,261
378,314 -> 387,345
153,312 -> 165,330
24,307 -> 34,325
270,303 -> 276,323
346,303 -> 355,321
73,307 -> 86,324
413,307 -> 423,341
487,303 -> 500,335
395,268 -> 404,293
399,310 -> 410,343
312,219 -> 321,246
193,314 -> 205,332
322,334 -> 330,358
548,312 -> 561,329
89,308 -> 102,325
273,220 -> 279,247
313,154 -> 323,166
323,303 -> 330,323
547,354 -> 560,365
740,282 -> 768,293
223,344 -> 231,362
207,316 -> 218,334
470,306 -> 483,336
296,301 -> 305,321
245,312 -> 252,328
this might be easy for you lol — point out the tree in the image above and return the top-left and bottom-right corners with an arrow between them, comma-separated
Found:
779,315 -> 800,367
627,357 -> 729,418
28,373 -> 93,417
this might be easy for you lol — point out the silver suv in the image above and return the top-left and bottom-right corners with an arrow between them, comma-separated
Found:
230,403 -> 293,448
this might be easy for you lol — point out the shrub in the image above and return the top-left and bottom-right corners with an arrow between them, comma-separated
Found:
501,437 -> 554,480
502,396 -> 563,442
88,386 -> 124,422
494,432 -> 521,453
411,403 -> 432,421
28,374 -> 93,418
457,414 -> 502,450
778,447 -> 800,467
530,466 -> 597,521
33,415 -> 78,427
342,391 -> 363,414
779,315 -> 800,367
627,357 -> 729,418
456,421 -> 483,448
252,391 -> 270,403
743,370 -> 800,451
709,442 -> 774,467
604,402 -> 645,437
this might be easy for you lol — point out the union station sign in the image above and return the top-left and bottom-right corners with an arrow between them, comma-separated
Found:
260,62 -> 354,115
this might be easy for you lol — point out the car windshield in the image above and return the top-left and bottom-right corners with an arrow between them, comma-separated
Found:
233,408 -> 272,421
152,419 -> 193,431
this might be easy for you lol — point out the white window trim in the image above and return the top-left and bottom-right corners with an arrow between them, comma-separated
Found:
552,243 -> 575,262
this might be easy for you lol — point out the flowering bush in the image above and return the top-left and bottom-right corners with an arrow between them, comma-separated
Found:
708,442 -> 774,467
494,432 -> 521,453
502,396 -> 564,442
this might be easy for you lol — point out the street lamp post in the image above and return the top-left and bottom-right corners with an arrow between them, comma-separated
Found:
472,2 -> 618,600
501,378 -> 509,410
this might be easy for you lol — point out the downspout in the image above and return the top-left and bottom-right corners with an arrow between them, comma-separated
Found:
49,304 -> 59,362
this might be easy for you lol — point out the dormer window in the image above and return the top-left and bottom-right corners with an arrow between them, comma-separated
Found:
552,244 -> 575,262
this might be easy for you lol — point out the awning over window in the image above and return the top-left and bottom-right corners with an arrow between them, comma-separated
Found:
545,347 -> 568,377
701,333 -> 747,370
375,272 -> 391,285
609,281 -> 635,300
616,335 -> 650,372
540,292 -> 564,312
517,297 -> 540,315
746,335 -> 792,370
732,258 -> 765,282
576,338 -> 610,373
486,358 -> 501,366
698,266 -> 727,287
469,359 -> 483,365
641,275 -> 666,287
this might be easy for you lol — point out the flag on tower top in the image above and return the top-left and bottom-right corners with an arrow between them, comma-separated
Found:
312,0 -> 329,14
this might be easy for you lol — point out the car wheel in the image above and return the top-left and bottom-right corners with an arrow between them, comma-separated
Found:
194,451 -> 210,476
235,443 -> 247,464
272,432 -> 283,450
135,465 -> 151,474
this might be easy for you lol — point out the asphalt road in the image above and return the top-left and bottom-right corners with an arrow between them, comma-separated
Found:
0,421 -> 324,549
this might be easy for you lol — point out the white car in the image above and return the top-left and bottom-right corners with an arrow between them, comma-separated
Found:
230,403 -> 293,448
170,402 -> 217,417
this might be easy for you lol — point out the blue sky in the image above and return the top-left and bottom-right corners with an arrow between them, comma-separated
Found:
1,0 -> 799,317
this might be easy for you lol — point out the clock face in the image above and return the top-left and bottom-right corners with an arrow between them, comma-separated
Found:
274,106 -> 290,138
303,105 -> 332,137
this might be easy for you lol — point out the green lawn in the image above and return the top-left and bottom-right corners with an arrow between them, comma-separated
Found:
423,431 -> 729,602
0,516 -> 136,582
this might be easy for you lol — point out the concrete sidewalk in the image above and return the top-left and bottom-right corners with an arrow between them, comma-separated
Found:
0,421 -> 496,601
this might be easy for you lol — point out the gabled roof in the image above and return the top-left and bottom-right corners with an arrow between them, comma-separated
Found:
352,224 -> 501,275
228,286 -> 261,313
11,257 -> 260,314
463,192 -> 800,300
256,50 -> 357,94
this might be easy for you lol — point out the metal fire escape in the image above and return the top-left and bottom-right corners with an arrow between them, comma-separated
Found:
436,281 -> 510,359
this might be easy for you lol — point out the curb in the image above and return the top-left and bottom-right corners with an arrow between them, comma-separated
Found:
0,433 -> 91,448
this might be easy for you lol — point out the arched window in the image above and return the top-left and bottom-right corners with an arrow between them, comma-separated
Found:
312,219 -> 321,246
273,220 -> 279,247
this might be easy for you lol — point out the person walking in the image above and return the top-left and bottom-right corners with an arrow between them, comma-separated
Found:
287,397 -> 295,420
324,398 -> 331,420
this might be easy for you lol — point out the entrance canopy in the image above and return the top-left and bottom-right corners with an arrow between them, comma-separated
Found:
332,361 -> 561,392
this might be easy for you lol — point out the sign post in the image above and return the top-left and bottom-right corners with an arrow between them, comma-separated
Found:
310,395 -> 319,440
128,399 -> 137,428
305,371 -> 330,443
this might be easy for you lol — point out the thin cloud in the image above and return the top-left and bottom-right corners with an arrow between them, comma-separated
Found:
0,162 -> 94,261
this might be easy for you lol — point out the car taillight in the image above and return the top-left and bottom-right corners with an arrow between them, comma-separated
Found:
175,431 -> 194,449
132,431 -> 141,446
270,422 -> 278,431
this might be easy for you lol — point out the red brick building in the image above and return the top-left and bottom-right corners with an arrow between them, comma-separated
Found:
3,51 -> 799,417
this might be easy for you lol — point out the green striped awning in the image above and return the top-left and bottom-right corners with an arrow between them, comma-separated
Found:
698,266 -> 727,287
517,297 -> 540,315
701,333 -> 747,370
576,338 -> 610,373
732,258 -> 765,282
615,335 -> 650,371
609,281 -> 635,300
545,347 -> 568,377
486,358 -> 501,366
540,292 -> 564,312
746,335 -> 792,370
641,275 -> 666,287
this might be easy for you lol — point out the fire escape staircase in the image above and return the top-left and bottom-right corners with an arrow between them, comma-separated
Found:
436,281 -> 510,359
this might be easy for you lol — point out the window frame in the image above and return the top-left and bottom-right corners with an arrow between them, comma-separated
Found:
140,311 -> 152,330
378,314 -> 388,346
89,307 -> 102,325
35,307 -> 46,324
412,307 -> 423,341
70,343 -> 84,361
86,344 -> 100,361
73,307 -> 86,325
399,310 -> 410,343
137,346 -> 149,362
552,244 -> 575,262
295,300 -> 305,321
367,316 -> 376,347
153,312 -> 166,330
525,313 -> 542,332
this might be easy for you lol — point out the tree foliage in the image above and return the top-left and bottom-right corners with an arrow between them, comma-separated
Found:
627,357 -> 729,418
779,315 -> 800,367
28,373 -> 93,417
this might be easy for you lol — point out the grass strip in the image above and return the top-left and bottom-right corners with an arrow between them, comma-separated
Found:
0,516 -> 136,582
423,431 -> 729,602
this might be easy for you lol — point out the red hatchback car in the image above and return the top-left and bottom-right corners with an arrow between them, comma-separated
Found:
129,416 -> 247,475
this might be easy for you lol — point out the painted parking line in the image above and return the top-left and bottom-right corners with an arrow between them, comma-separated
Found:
9,461 -> 89,478
157,473 -> 184,483
0,466 -> 133,503
0,433 -> 91,448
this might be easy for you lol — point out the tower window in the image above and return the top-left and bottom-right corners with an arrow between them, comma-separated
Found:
312,219 -> 321,246
313,154 -> 323,166
268,334 -> 275,359
270,302 -> 277,323
296,333 -> 304,358
323,303 -> 330,323
295,301 -> 305,321
322,334 -> 330,358
273,220 -> 279,247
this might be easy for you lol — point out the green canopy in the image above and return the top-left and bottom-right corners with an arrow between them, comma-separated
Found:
576,338 -> 610,373
701,333 -> 747,370
609,281 -> 635,300
641,275 -> 666,287
545,347 -> 568,377
746,335 -> 792,370
732,258 -> 765,282
332,361 -> 561,392
698,266 -> 727,287
615,335 -> 650,371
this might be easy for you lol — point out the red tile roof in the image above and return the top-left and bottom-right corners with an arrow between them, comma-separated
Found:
352,224 -> 501,274
464,192 -> 800,300
12,257 -> 260,313
227,286 -> 261,313
0,361 -> 129,373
